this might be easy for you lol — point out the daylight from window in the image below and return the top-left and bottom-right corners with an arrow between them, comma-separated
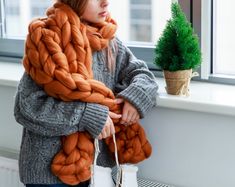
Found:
213,0 -> 235,76
3,0 -> 171,44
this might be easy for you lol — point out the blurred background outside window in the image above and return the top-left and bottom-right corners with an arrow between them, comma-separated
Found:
3,0 -> 171,45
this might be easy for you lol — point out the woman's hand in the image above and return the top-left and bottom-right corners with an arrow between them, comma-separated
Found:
115,98 -> 140,126
98,112 -> 121,139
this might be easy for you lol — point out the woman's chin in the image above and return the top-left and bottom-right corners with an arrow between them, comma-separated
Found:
97,17 -> 107,23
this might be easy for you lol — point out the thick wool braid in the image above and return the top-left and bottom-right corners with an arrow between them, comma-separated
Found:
23,2 -> 152,185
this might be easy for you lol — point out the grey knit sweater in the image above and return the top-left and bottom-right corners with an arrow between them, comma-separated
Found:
14,37 -> 158,184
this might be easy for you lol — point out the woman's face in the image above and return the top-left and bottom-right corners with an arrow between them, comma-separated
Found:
81,0 -> 109,23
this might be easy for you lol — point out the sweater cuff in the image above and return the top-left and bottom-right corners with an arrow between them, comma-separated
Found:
117,85 -> 154,118
79,103 -> 109,138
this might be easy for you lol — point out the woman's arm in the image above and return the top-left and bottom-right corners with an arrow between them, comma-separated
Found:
114,38 -> 158,118
14,73 -> 108,137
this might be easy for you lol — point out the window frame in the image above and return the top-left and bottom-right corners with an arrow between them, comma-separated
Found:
1,0 -> 235,85
210,0 -> 235,84
196,0 -> 235,84
0,0 -> 22,60
0,0 -> 158,68
0,38 -> 23,59
0,0 -> 5,38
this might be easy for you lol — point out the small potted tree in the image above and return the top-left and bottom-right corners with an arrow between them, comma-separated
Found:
154,2 -> 202,96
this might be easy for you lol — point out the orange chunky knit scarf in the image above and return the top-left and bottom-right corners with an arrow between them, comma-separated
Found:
23,2 -> 152,185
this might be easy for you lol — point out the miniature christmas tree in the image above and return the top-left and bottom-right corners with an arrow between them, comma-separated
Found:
154,2 -> 202,72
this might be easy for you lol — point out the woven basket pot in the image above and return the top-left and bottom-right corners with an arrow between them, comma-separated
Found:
163,69 -> 192,96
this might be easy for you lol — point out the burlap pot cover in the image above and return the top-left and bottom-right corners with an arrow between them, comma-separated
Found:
163,69 -> 193,96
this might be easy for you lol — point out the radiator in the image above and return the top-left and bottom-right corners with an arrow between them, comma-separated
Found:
0,156 -> 174,187
0,156 -> 24,187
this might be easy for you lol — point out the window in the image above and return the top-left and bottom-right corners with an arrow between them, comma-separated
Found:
1,0 -> 234,84
109,0 -> 172,44
130,0 -> 152,42
2,0 -> 52,38
31,1 -> 52,17
199,0 -> 235,84
0,0 -> 171,67
212,0 -> 235,76
1,0 -> 171,42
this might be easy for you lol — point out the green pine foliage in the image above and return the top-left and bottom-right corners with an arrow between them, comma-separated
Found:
154,2 -> 202,71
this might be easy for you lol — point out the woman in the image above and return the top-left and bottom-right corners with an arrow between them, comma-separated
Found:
14,0 -> 158,186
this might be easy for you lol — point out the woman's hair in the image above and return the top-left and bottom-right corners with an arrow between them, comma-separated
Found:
57,0 -> 117,73
58,0 -> 88,16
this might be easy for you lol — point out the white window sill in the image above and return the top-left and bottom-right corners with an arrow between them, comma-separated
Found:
0,61 -> 24,87
156,78 -> 235,117
1,61 -> 235,117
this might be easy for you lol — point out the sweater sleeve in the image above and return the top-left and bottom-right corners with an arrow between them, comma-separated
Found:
114,38 -> 158,118
14,73 -> 108,138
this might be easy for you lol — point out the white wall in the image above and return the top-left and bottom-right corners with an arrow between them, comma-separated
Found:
1,84 -> 235,187
0,85 -> 22,151
139,108 -> 235,187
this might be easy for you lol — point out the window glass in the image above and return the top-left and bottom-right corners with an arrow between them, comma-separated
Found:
2,0 -> 171,44
3,0 -> 52,38
213,0 -> 235,76
110,0 -> 171,43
